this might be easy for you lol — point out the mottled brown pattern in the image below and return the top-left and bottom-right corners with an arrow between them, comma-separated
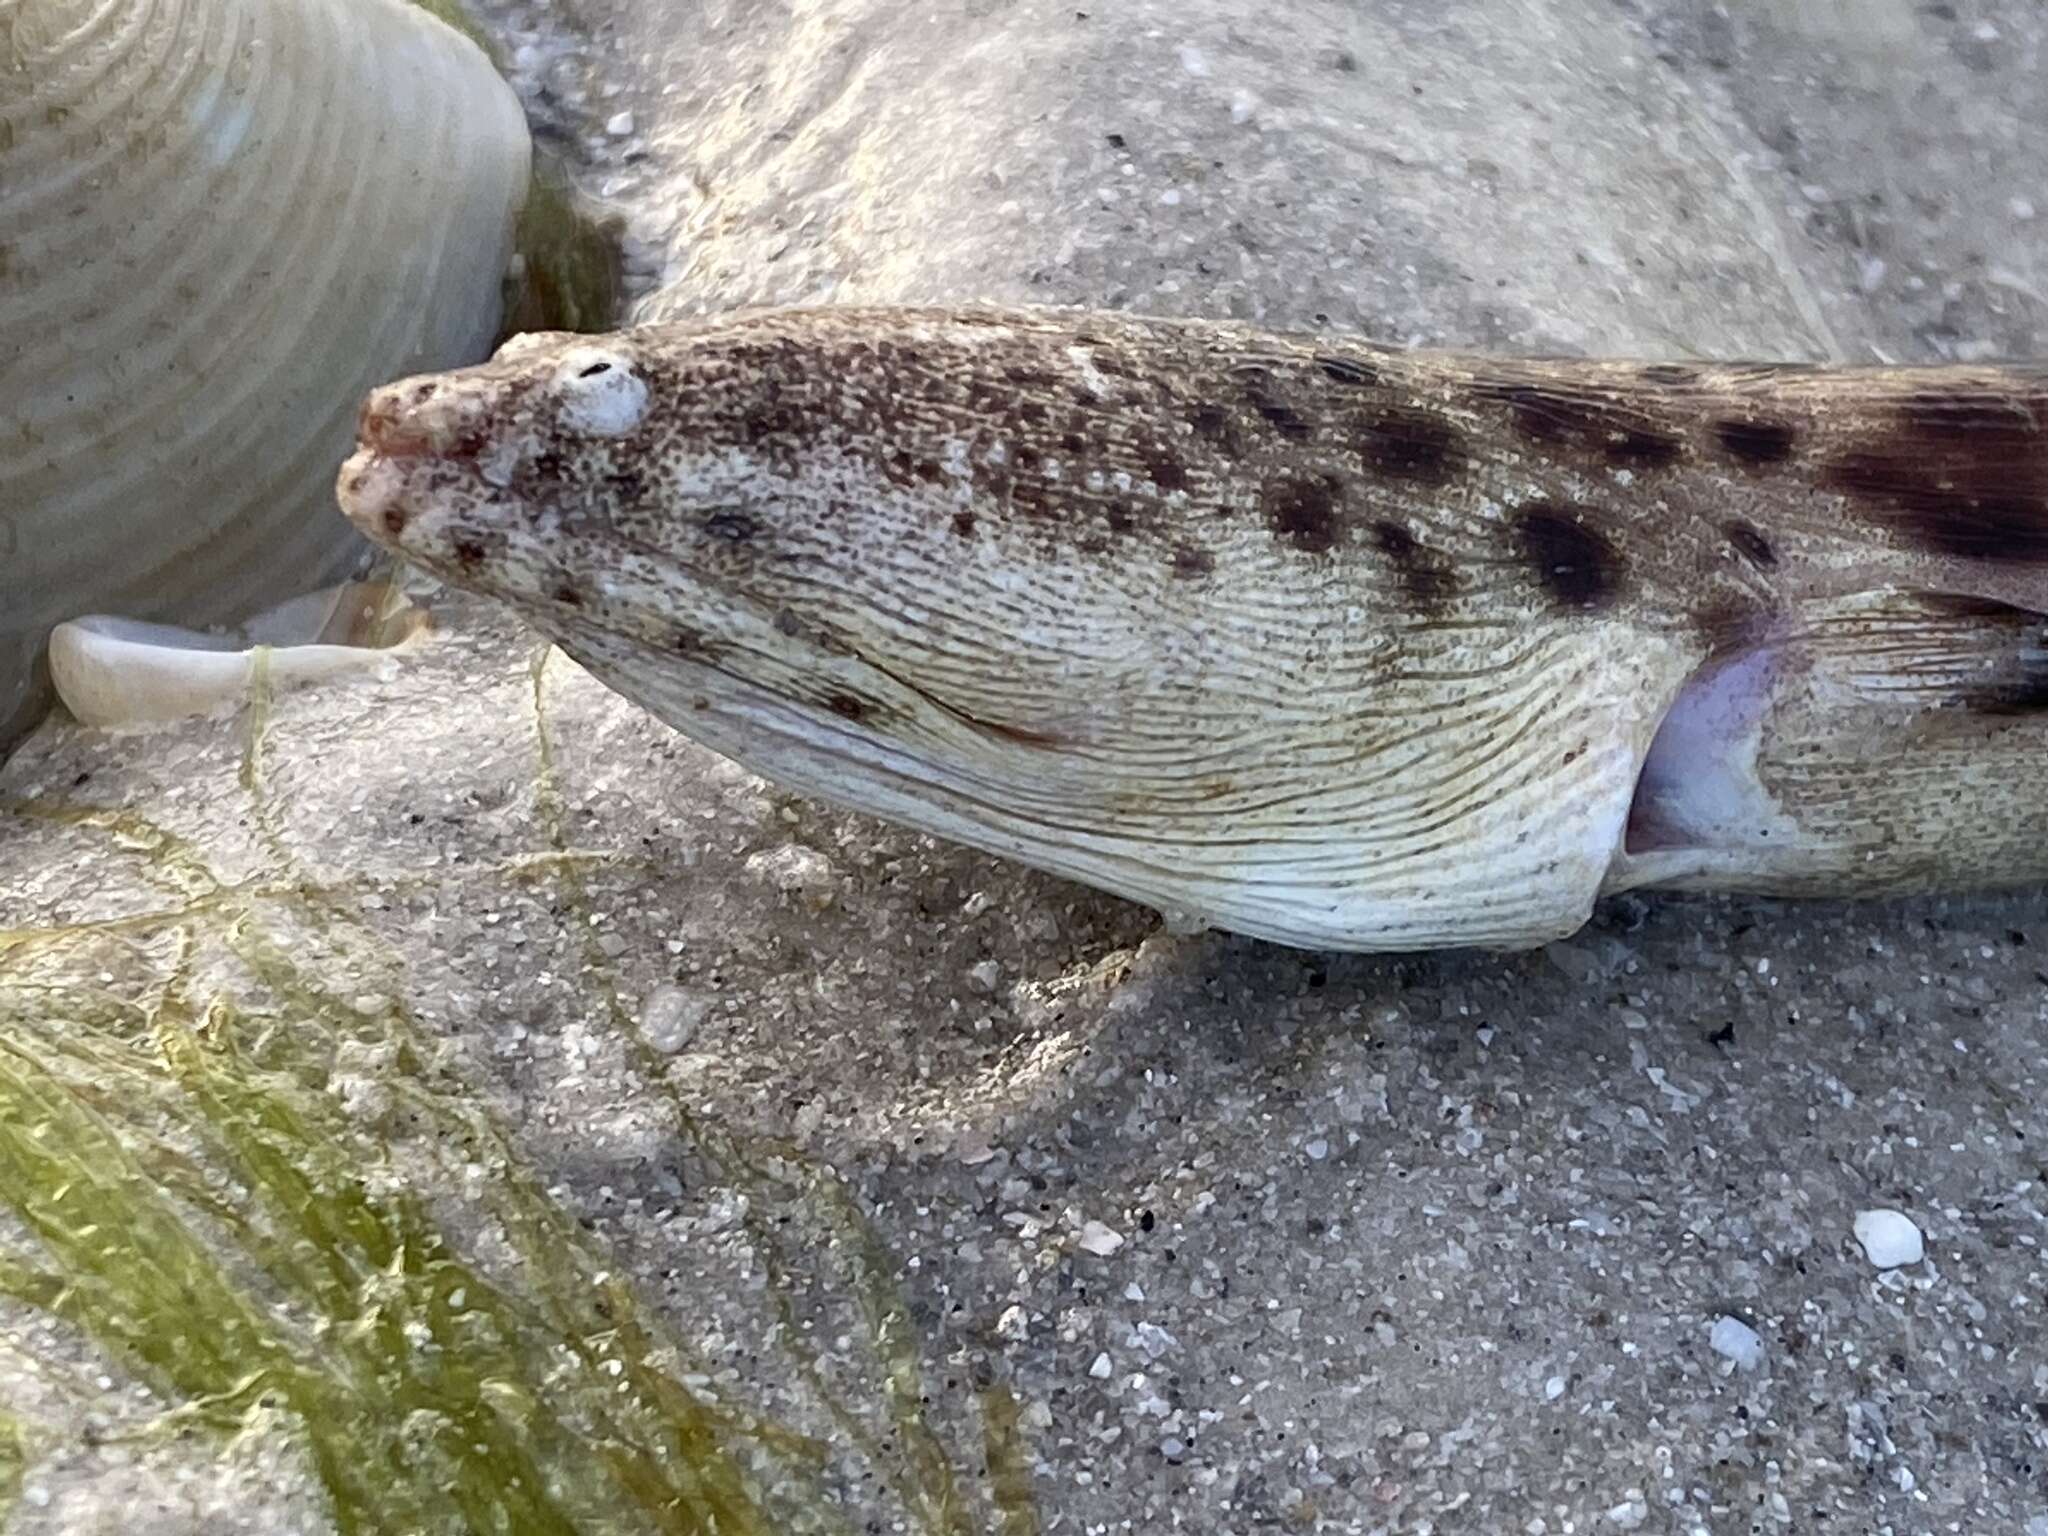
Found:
338,305 -> 2048,948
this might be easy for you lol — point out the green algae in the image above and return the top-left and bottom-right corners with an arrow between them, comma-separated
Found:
401,0 -> 624,342
0,656 -> 1041,1535
503,164 -> 625,342
0,1412 -> 23,1525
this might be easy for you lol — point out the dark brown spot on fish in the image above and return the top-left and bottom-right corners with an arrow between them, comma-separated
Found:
1060,430 -> 1088,456
1825,389 -> 2048,561
774,608 -> 802,638
705,511 -> 756,542
1605,427 -> 1685,468
951,510 -> 977,538
450,535 -> 487,568
553,582 -> 583,608
1692,596 -> 1773,659
1715,417 -> 1797,466
380,505 -> 408,538
1104,503 -> 1136,536
1723,520 -> 1777,570
1516,502 -> 1622,609
1145,451 -> 1190,493
1317,355 -> 1382,387
1899,390 -> 2037,439
1359,406 -> 1462,483
1251,393 -> 1314,440
1172,543 -> 1216,579
1010,473 -> 1055,518
1264,474 -> 1343,555
825,692 -> 868,721
1371,520 -> 1454,612
606,468 -> 644,500
741,394 -> 804,443
1189,402 -> 1236,446
879,449 -> 944,491
1842,483 -> 2048,561
1475,380 -> 1680,468
1473,381 -> 1582,443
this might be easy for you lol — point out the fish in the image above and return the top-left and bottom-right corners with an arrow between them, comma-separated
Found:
334,305 -> 2048,952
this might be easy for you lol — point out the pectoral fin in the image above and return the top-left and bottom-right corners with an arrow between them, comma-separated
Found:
1611,592 -> 2048,896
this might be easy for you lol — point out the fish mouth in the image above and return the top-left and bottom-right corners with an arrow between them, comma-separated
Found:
335,447 -> 416,547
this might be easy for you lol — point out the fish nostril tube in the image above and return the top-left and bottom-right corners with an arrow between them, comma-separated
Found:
354,377 -> 480,459
356,385 -> 428,456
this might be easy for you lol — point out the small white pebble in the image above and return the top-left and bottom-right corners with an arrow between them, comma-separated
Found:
642,984 -> 707,1054
1605,1496 -> 1649,1530
967,959 -> 1002,994
1709,1315 -> 1765,1371
1854,1208 -> 1925,1268
1088,1351 -> 1113,1379
1128,1321 -> 1178,1359
996,1304 -> 1029,1343
1076,1220 -> 1125,1256
1305,1137 -> 1329,1161
1544,1375 -> 1567,1401
605,110 -> 635,137
2011,196 -> 2037,222
1177,43 -> 1209,76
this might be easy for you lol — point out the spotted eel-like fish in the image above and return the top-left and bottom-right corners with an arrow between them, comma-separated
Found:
335,306 -> 2048,952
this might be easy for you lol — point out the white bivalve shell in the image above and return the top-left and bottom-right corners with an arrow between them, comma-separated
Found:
0,0 -> 532,753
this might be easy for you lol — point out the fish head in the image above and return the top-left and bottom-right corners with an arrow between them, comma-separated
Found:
336,310 -> 1265,909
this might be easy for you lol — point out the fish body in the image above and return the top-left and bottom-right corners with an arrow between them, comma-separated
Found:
337,306 -> 2048,951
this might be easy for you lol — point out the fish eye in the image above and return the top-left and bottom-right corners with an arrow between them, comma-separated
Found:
554,347 -> 648,436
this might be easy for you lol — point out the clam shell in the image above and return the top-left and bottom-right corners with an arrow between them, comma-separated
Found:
47,583 -> 430,730
0,0 -> 531,755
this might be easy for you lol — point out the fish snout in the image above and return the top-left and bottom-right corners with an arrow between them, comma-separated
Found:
355,374 -> 491,461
